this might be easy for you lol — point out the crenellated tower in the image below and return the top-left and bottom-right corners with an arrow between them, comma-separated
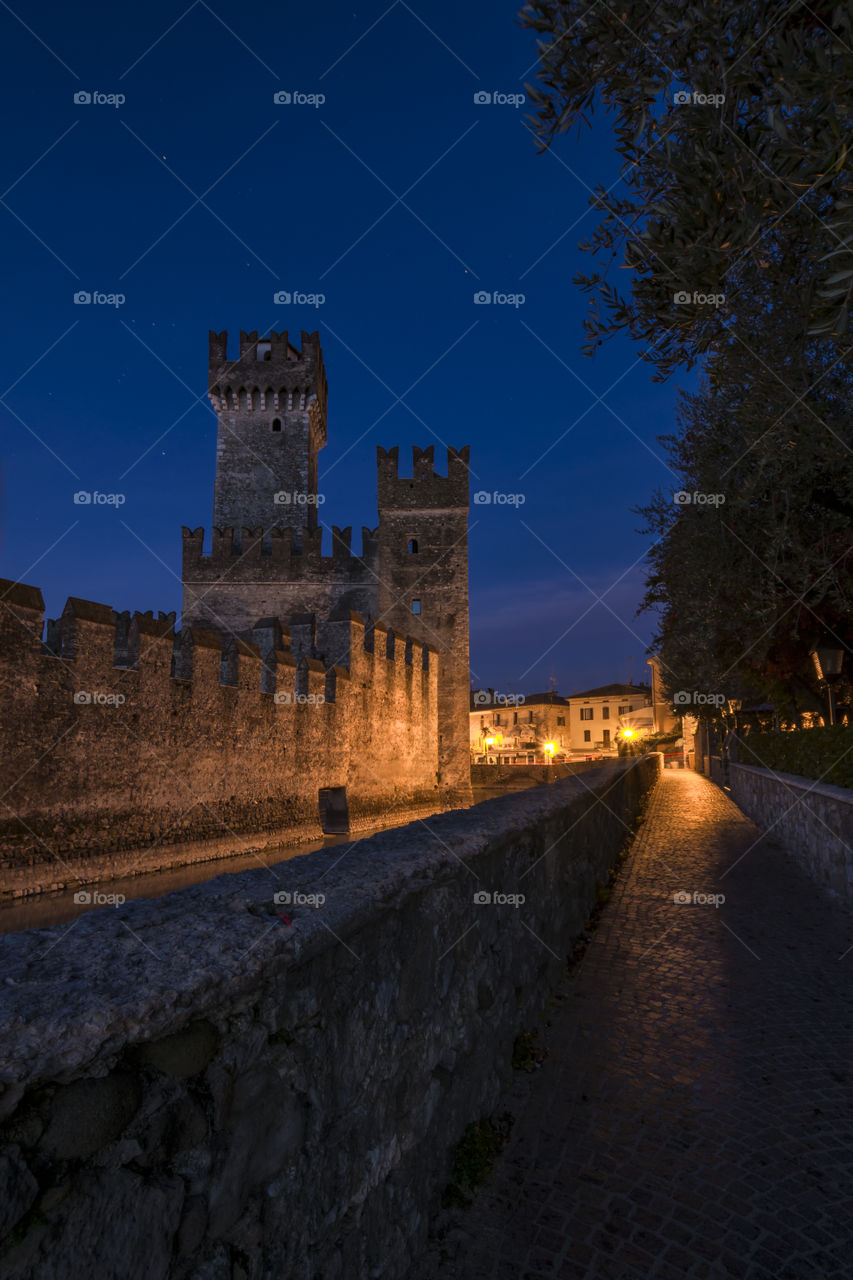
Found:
376,445 -> 471,805
208,329 -> 327,540
184,329 -> 472,809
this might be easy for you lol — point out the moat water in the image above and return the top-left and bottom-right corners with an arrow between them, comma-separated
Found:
0,788 -> 514,935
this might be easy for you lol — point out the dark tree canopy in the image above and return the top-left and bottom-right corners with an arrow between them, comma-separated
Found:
521,0 -> 853,380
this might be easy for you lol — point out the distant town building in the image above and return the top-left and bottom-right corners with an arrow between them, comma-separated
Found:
566,683 -> 652,757
470,690 -> 571,763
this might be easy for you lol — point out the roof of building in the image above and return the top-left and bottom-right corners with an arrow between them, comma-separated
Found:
470,690 -> 570,710
568,683 -> 651,700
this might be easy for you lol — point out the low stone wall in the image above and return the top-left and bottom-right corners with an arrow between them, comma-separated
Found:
0,755 -> 660,1280
471,760 -> 609,788
726,762 -> 853,903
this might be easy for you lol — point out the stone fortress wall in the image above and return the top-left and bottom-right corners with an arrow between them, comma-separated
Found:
0,581 -> 438,898
0,755 -> 661,1280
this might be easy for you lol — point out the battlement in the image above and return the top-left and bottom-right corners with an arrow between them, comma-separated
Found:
0,578 -> 431,695
181,524 -> 380,581
377,445 -> 470,510
208,329 -> 327,419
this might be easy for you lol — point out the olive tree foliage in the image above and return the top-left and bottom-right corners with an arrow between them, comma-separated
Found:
634,257 -> 853,715
520,0 -> 853,380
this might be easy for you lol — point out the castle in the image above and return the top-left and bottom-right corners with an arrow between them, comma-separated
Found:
0,330 -> 471,893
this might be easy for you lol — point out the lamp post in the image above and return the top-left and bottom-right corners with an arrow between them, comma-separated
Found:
809,641 -> 845,727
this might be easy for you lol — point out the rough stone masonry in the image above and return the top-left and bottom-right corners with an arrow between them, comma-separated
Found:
0,755 -> 660,1280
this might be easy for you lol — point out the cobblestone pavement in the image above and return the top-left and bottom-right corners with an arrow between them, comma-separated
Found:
420,770 -> 853,1280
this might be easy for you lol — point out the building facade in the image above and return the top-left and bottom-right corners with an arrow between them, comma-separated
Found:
470,691 -> 571,763
567,683 -> 652,757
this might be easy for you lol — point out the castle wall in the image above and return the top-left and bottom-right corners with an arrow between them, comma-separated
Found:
180,524 -> 379,640
0,756 -> 661,1280
377,446 -> 472,806
208,330 -> 327,535
0,581 -> 438,897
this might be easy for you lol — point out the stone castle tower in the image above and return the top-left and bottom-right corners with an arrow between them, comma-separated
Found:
182,329 -> 472,806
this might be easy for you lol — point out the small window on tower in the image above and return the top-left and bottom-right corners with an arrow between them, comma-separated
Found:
411,599 -> 421,615
257,341 -> 271,360
272,418 -> 281,432
408,538 -> 418,554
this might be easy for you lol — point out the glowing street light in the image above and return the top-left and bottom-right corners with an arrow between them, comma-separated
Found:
542,741 -> 557,756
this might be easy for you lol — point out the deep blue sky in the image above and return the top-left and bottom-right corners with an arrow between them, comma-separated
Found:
0,0 -> 692,694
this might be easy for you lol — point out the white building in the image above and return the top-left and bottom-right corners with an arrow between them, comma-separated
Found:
567,683 -> 652,757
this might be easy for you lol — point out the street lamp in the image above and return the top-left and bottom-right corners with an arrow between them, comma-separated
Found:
809,640 -> 845,727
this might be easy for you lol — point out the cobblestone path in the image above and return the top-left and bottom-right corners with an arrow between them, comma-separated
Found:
423,769 -> 853,1280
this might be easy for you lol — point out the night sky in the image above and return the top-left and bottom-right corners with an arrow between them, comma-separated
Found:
0,0 -> 694,695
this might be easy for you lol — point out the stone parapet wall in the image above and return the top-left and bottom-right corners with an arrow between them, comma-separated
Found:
0,754 -> 661,1280
726,762 -> 853,903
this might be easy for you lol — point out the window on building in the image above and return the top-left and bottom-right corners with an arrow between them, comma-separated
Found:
495,713 -> 501,725
528,709 -> 533,722
513,711 -> 518,724
408,538 -> 418,553
618,705 -> 628,715
583,729 -> 591,742
411,599 -> 421,614
556,715 -> 565,725
480,716 -> 485,728
580,707 -> 593,721
272,418 -> 281,431
602,729 -> 611,745
602,706 -> 610,720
